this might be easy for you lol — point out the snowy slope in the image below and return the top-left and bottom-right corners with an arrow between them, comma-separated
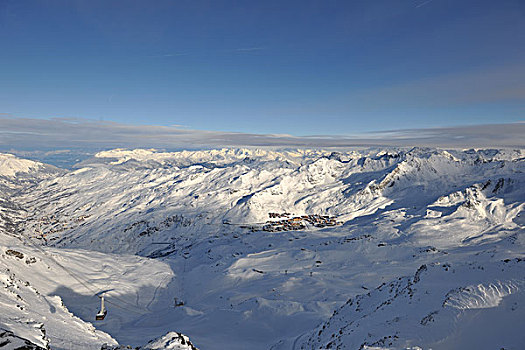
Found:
0,153 -> 62,194
0,155 -> 195,350
0,243 -> 118,349
0,327 -> 46,349
1,148 -> 524,349
17,148 -> 524,254
0,153 -> 62,242
0,153 -> 60,179
300,260 -> 525,350
0,158 -> 116,349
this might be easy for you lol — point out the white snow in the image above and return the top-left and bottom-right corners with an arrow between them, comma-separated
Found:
0,147 -> 523,349
444,280 -> 521,310
0,153 -> 45,178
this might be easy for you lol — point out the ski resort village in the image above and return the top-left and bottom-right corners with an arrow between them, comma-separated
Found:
0,148 -> 524,349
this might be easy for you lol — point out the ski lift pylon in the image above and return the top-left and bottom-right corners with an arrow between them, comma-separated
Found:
96,294 -> 107,320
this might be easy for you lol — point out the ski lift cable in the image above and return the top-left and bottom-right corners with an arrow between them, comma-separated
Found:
101,292 -> 146,313
19,216 -> 147,313
18,230 -> 99,295
17,232 -> 140,314
104,299 -> 144,315
23,233 -> 146,313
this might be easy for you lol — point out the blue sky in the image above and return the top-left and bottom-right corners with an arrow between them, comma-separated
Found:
1,0 -> 524,136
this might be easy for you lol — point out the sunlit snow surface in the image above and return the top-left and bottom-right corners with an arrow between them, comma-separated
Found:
1,148 -> 524,349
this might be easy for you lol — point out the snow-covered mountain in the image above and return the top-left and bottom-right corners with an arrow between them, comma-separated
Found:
0,153 -> 62,240
1,148 -> 524,349
0,153 -> 195,349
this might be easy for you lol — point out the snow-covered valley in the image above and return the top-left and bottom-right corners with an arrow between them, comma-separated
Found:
0,147 -> 524,349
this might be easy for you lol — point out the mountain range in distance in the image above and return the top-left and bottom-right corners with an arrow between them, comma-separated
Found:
0,147 -> 523,349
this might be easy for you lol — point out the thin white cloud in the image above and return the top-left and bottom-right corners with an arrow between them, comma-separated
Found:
415,0 -> 433,8
0,117 -> 523,151
148,53 -> 188,58
234,47 -> 265,52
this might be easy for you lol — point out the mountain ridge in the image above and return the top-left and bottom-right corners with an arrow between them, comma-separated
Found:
0,147 -> 523,349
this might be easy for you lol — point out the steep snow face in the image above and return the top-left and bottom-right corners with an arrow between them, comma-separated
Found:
1,148 -> 524,350
0,246 -> 118,349
0,155 -> 184,350
0,328 -> 47,349
0,242 -> 175,347
0,226 -> 176,349
0,153 -> 47,178
0,153 -> 62,237
0,154 -> 55,236
300,260 -> 525,350
18,147 -> 524,256
0,153 -> 61,186
142,331 -> 199,350
102,331 -> 199,350
444,280 -> 521,310
0,160 -> 116,349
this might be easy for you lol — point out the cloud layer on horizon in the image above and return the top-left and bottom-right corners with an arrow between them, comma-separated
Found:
0,117 -> 523,151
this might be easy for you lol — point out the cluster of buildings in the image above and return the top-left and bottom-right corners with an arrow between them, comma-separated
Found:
38,214 -> 59,226
30,214 -> 90,239
262,213 -> 339,232
268,212 -> 291,219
